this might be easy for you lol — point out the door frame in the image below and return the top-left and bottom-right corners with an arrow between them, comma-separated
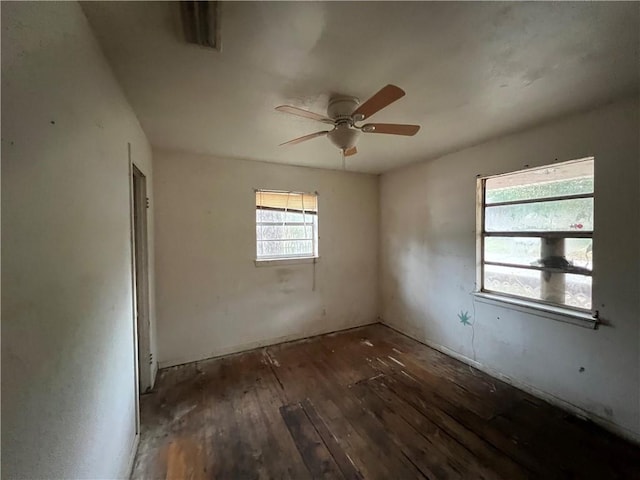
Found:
128,143 -> 153,444
131,158 -> 152,396
128,145 -> 141,436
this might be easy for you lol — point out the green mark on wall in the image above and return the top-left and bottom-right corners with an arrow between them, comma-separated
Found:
458,310 -> 471,326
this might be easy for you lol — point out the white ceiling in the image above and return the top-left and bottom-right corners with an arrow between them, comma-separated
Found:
82,1 -> 639,174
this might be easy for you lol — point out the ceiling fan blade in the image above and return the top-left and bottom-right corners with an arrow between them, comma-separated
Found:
352,85 -> 405,120
279,130 -> 329,146
275,105 -> 334,124
361,123 -> 420,136
344,146 -> 358,157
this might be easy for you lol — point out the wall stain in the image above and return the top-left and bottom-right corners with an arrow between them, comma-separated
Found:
276,268 -> 293,283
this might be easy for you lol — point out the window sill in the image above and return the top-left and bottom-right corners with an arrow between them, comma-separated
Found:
254,256 -> 319,267
472,292 -> 598,329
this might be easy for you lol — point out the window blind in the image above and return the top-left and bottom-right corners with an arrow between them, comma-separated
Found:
255,190 -> 317,213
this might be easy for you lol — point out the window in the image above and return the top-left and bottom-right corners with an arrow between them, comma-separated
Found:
256,190 -> 318,261
478,157 -> 594,311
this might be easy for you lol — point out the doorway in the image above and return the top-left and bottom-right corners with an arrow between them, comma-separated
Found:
132,163 -> 152,394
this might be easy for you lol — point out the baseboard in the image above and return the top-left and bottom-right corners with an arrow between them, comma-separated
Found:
158,320 -> 378,369
123,432 -> 140,479
380,320 -> 640,445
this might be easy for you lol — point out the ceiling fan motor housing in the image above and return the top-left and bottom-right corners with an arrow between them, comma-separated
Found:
327,96 -> 359,120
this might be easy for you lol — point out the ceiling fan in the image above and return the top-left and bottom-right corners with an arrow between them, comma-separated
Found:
275,84 -> 420,157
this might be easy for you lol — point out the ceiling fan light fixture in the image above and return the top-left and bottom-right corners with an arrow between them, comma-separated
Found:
327,123 -> 360,150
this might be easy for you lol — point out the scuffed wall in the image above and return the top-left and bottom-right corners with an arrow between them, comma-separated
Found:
380,97 -> 640,440
2,2 -> 156,477
153,149 -> 379,367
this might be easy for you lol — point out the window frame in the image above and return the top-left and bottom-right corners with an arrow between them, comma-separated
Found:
475,158 -> 596,323
254,189 -> 319,263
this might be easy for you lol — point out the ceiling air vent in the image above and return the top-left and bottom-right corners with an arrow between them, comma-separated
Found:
180,1 -> 220,50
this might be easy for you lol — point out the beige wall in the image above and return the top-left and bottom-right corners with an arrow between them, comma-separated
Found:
153,150 -> 379,367
380,97 -> 640,440
1,2 -> 156,477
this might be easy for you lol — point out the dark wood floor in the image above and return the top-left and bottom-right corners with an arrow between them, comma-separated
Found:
132,324 -> 639,479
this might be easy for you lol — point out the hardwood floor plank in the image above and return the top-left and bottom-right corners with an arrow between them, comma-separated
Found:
364,376 -> 529,480
366,325 -> 531,416
300,399 -> 365,480
132,324 -> 640,480
351,380 -> 472,479
280,403 -> 344,479
490,400 -> 630,479
165,438 -> 206,480
382,366 -> 567,478
353,332 -> 504,420
254,352 -> 313,479
352,350 -> 564,479
133,363 -> 207,480
297,340 -> 432,479
201,351 -> 310,479
269,342 -> 426,479
311,334 -> 508,479
504,396 -> 640,476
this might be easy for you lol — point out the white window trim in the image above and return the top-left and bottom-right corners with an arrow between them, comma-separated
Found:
254,189 -> 319,263
254,256 -> 319,267
472,292 -> 598,329
475,158 -> 596,327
